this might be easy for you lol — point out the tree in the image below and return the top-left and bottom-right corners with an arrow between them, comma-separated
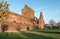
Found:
49,19 -> 59,29
49,19 -> 57,26
0,0 -> 9,10
0,0 -> 9,22
57,21 -> 60,28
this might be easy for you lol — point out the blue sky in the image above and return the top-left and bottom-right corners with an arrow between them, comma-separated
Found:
0,0 -> 60,23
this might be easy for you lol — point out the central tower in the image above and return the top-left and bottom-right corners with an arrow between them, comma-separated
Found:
22,5 -> 34,20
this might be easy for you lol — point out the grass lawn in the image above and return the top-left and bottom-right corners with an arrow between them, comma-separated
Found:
0,29 -> 60,39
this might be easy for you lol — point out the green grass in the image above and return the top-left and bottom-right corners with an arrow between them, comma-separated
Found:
0,29 -> 60,39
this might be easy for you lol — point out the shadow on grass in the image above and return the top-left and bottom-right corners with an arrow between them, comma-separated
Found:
0,32 -> 23,39
39,31 -> 60,34
21,32 -> 55,39
31,29 -> 60,34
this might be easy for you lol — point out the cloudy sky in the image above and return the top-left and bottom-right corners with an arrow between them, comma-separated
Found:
0,0 -> 60,23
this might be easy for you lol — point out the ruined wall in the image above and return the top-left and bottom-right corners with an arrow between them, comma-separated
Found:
0,12 -> 34,32
0,0 -> 45,32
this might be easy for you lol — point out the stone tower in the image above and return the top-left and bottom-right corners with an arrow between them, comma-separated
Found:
22,5 -> 34,20
38,11 -> 44,29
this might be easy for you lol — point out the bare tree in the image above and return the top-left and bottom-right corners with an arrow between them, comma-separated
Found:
49,19 -> 57,26
57,21 -> 60,28
0,0 -> 9,23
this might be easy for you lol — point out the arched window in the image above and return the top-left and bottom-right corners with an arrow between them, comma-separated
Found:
37,21 -> 39,24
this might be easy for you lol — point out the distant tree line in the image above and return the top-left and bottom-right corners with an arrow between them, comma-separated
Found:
45,19 -> 60,29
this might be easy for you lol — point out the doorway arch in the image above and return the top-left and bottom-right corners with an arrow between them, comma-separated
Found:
27,27 -> 29,30
1,24 -> 8,32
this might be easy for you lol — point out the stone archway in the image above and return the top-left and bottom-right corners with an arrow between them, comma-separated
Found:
27,27 -> 29,30
1,24 -> 8,32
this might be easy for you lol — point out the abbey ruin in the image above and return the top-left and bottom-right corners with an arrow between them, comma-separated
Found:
0,0 -> 45,32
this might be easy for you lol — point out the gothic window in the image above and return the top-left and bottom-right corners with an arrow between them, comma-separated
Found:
37,21 -> 39,24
